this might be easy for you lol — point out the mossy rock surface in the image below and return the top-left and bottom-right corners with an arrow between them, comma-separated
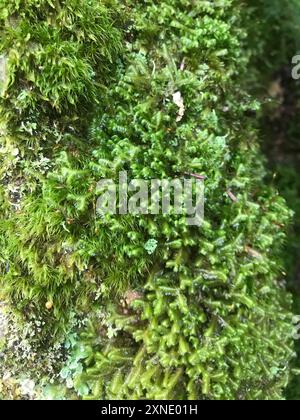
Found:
0,0 -> 298,400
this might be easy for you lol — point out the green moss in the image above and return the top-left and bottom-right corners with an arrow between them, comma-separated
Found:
0,0 -> 124,330
0,0 -> 297,400
0,0 -> 123,138
53,0 -> 295,400
245,0 -> 300,399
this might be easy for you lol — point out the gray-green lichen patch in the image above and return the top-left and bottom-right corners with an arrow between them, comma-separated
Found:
0,302 -> 8,341
0,55 -> 8,95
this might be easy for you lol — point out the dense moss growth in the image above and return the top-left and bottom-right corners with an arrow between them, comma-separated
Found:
245,0 -> 300,399
0,0 -> 122,133
0,0 -> 298,400
0,0 -> 124,325
256,1 -> 300,399
63,0 -> 295,400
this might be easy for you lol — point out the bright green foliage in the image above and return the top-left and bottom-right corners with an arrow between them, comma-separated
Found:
0,150 -> 152,323
0,0 -> 297,400
52,0 -> 296,400
0,0 -> 124,328
0,0 -> 122,144
248,0 -> 300,399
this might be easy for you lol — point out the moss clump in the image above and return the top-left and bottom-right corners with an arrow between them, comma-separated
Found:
0,0 -> 124,328
0,0 -> 122,137
50,0 -> 295,400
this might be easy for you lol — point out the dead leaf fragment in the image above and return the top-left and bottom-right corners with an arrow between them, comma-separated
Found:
173,91 -> 185,122
124,290 -> 142,306
45,301 -> 53,310
180,58 -> 186,71
227,190 -> 238,202
185,172 -> 206,180
268,78 -> 284,100
245,246 -> 263,260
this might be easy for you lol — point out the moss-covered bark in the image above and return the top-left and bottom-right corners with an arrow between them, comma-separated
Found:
0,0 -> 298,400
55,0 -> 295,400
